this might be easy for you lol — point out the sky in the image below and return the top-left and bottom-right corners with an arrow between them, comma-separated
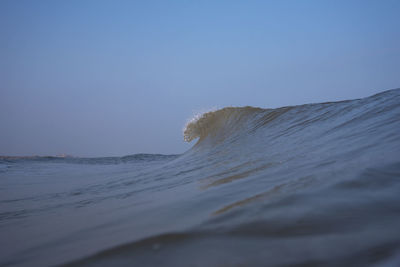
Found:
1,0 -> 399,157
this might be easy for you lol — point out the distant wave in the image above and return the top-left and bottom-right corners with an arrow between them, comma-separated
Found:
0,154 -> 179,165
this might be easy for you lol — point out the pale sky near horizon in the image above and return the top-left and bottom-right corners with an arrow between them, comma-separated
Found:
1,0 -> 400,157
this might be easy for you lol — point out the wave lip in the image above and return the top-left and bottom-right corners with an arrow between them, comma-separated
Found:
183,106 -> 263,144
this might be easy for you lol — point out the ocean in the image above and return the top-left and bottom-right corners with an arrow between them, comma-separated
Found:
1,89 -> 400,266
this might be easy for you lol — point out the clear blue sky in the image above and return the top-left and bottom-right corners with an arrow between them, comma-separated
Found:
1,0 -> 399,156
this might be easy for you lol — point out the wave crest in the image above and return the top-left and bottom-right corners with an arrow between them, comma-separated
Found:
183,107 -> 262,143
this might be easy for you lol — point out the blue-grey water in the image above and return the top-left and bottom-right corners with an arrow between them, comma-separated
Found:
1,89 -> 400,266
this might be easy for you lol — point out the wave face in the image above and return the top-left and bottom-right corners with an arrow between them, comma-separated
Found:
1,89 -> 400,267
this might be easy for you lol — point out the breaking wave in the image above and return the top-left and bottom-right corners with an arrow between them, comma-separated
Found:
183,89 -> 400,151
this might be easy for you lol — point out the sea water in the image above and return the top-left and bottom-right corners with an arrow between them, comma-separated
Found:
1,89 -> 400,266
